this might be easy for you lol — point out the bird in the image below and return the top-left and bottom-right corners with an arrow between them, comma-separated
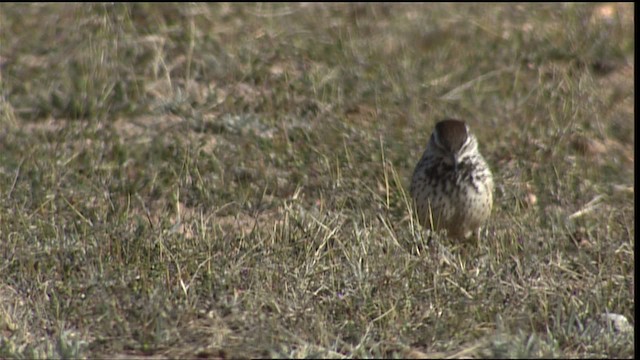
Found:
410,119 -> 494,240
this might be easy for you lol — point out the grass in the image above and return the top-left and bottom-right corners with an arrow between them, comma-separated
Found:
0,3 -> 634,358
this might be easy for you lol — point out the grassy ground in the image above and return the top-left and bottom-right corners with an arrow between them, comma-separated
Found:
0,3 -> 634,358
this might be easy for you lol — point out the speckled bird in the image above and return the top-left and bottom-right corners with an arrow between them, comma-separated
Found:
410,119 -> 494,240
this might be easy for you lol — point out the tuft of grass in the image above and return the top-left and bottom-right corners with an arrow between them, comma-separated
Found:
1,3 -> 634,358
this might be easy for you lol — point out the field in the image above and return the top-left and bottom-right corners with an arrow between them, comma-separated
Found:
0,3 -> 634,358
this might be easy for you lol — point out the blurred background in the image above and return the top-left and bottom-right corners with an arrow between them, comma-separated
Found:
0,3 -> 634,358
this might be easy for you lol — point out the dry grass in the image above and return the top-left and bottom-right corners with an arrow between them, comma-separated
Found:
0,3 -> 634,358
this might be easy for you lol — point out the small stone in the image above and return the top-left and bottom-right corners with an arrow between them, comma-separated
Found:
584,313 -> 634,338
599,313 -> 633,333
